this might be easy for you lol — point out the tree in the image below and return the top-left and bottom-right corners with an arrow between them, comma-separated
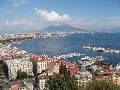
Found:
16,70 -> 33,80
45,75 -> 78,90
85,79 -> 120,90
59,63 -> 70,76
0,64 -> 3,74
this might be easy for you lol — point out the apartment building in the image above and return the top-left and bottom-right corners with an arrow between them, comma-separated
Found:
4,57 -> 33,80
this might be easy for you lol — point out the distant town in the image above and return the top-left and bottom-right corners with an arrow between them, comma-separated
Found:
0,32 -> 52,43
0,32 -> 120,90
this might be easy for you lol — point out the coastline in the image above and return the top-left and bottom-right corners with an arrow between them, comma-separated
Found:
11,33 -> 120,66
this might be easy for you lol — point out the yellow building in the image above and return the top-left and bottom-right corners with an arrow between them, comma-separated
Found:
112,74 -> 120,86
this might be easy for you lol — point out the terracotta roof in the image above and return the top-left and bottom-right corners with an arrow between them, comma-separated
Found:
10,85 -> 19,90
16,80 -> 26,87
96,71 -> 113,75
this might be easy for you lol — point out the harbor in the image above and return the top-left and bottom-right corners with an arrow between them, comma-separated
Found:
53,53 -> 85,59
83,45 -> 120,54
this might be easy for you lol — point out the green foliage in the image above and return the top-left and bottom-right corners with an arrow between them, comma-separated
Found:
16,70 -> 33,80
45,75 -> 78,90
85,79 -> 120,90
0,64 -> 3,74
0,80 -> 9,90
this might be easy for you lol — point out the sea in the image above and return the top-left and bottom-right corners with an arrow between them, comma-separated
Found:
12,33 -> 120,66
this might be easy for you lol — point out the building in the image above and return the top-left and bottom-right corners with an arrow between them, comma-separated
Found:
47,59 -> 60,75
75,70 -> 92,87
10,85 -> 19,90
32,56 -> 48,74
95,71 -> 113,81
37,60 -> 48,74
9,80 -> 33,90
38,75 -> 48,90
112,74 -> 120,86
4,57 -> 33,80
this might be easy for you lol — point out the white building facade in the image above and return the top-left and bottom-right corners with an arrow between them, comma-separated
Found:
4,57 -> 33,80
39,79 -> 46,90
37,61 -> 48,74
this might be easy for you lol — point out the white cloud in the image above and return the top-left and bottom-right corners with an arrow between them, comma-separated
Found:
35,8 -> 71,22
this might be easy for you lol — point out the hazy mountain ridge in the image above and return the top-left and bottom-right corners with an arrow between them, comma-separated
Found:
1,25 -> 120,34
41,24 -> 90,34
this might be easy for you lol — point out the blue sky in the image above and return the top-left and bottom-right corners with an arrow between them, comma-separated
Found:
0,0 -> 120,31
